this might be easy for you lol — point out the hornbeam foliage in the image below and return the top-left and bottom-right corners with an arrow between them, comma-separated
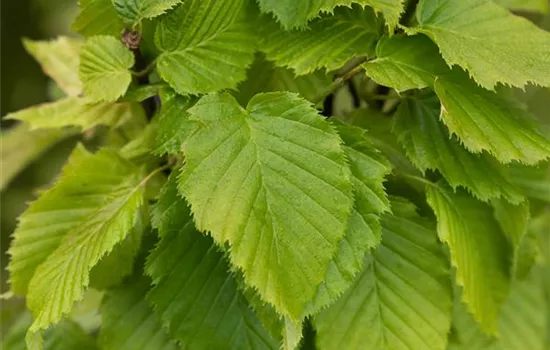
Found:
3,0 -> 550,349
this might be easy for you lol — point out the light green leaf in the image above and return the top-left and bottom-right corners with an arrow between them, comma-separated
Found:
315,197 -> 452,350
73,0 -> 124,37
426,185 -> 510,334
146,176 -> 278,349
112,0 -> 182,24
179,92 -> 354,320
80,36 -> 134,102
121,83 -> 163,102
23,37 -> 83,96
306,122 -> 391,314
154,0 -> 256,95
394,92 -> 523,203
257,0 -> 404,29
283,317 -> 303,350
22,147 -> 146,331
509,162 -> 550,204
414,0 -> 550,89
6,97 -> 144,131
495,0 -> 549,13
0,124 -> 76,191
259,6 -> 381,75
365,35 -> 550,165
99,277 -> 177,350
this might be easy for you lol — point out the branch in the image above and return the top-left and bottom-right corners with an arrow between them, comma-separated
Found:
313,64 -> 366,105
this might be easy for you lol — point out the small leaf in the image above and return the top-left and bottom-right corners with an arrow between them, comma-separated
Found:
112,0 -> 183,25
154,0 -> 256,95
80,36 -> 134,102
179,92 -> 354,320
426,184 -> 510,334
146,176 -> 278,349
99,277 -> 177,350
73,0 -> 124,37
414,0 -> 550,89
315,197 -> 452,350
23,37 -> 83,96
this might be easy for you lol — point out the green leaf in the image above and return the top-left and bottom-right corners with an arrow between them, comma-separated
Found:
23,37 -> 83,96
154,0 -> 256,95
154,88 -> 197,155
283,317 -> 303,350
20,147 -> 146,331
414,0 -> 550,89
0,124 -> 75,191
306,122 -> 391,314
73,0 -> 124,37
43,320 -> 97,350
179,92 -> 354,320
80,36 -> 134,102
394,92 -> 523,203
314,197 -> 452,350
146,176 -> 278,349
121,83 -> 163,102
365,35 -> 550,165
113,0 -> 182,25
259,6 -> 381,75
426,185 -> 510,334
509,162 -> 550,204
495,0 -> 549,13
257,0 -> 404,30
99,277 -> 177,350
6,97 -> 144,131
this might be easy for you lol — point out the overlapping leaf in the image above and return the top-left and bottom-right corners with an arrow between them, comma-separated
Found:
99,277 -> 177,350
509,162 -> 550,204
365,35 -> 550,165
154,0 -> 256,95
73,0 -> 123,37
112,0 -> 182,25
414,0 -> 550,89
23,37 -> 83,96
394,92 -> 523,203
259,6 -> 381,75
6,97 -> 144,131
426,185 -> 510,334
257,0 -> 403,29
146,176 -> 277,349
79,36 -> 134,102
315,198 -> 452,350
496,0 -> 549,13
179,92 -> 354,320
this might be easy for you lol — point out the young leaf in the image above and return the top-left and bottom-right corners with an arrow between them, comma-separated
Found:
257,0 -> 404,30
306,122 -> 391,314
259,6 -> 381,75
179,92 -> 354,320
99,277 -> 177,350
314,197 -> 452,350
6,97 -> 144,131
112,0 -> 182,25
146,176 -> 278,349
23,147 -> 146,331
426,185 -> 510,334
394,92 -> 523,203
73,0 -> 124,37
79,36 -> 135,102
23,37 -> 83,96
414,0 -> 550,89
154,0 -> 256,95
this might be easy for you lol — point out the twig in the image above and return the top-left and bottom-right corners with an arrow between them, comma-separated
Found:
313,65 -> 366,105
131,58 -> 157,78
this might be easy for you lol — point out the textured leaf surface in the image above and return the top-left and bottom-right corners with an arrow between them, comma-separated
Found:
509,162 -> 550,204
23,37 -> 83,96
80,36 -> 134,102
365,35 -> 550,165
113,0 -> 182,24
306,122 -> 391,314
179,92 -> 354,319
315,198 -> 452,350
146,176 -> 277,349
73,0 -> 123,36
260,6 -> 381,75
426,185 -> 510,334
496,0 -> 548,13
154,0 -> 256,95
414,0 -> 550,89
99,277 -> 177,350
394,92 -> 523,203
22,147 -> 145,331
6,97 -> 143,131
257,0 -> 403,29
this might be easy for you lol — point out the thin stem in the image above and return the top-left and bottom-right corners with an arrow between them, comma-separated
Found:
313,65 -> 366,104
139,163 -> 172,187
131,58 -> 157,78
